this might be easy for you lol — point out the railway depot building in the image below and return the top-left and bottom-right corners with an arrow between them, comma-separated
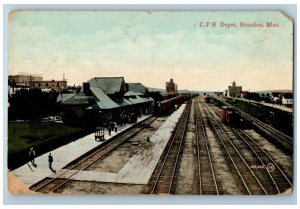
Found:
60,77 -> 153,127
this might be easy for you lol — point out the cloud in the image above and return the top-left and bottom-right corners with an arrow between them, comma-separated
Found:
9,12 -> 293,91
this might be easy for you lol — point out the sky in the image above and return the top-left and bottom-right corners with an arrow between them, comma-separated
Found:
9,11 -> 293,91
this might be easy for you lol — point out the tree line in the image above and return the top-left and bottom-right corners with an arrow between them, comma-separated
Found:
8,88 -> 60,121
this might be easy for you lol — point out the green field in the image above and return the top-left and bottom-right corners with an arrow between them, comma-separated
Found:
8,122 -> 83,155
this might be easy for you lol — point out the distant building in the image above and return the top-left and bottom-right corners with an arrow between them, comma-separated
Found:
9,73 -> 67,93
282,93 -> 293,106
228,81 -> 242,97
8,74 -> 43,87
30,80 -> 67,92
166,78 -> 178,95
8,73 -> 43,95
271,92 -> 284,104
240,90 -> 249,99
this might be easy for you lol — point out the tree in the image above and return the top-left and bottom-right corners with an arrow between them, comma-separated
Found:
8,89 -> 59,121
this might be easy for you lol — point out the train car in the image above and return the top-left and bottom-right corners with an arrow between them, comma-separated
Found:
221,106 -> 240,125
153,95 -> 189,116
204,95 -> 211,103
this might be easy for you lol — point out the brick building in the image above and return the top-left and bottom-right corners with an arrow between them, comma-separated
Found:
30,80 -> 67,92
8,74 -> 43,88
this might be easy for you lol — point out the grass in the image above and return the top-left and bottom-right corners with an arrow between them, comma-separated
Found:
8,122 -> 84,155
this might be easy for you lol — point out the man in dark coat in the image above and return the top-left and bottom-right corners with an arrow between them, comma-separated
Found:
29,147 -> 37,167
48,153 -> 56,173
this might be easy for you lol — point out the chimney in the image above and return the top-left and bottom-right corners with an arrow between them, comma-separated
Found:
83,82 -> 91,95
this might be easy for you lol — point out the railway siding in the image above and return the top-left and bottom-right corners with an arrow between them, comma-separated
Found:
150,102 -> 191,194
204,100 -> 292,194
173,101 -> 199,194
201,100 -> 268,195
13,115 -> 152,187
31,104 -> 187,193
212,96 -> 293,154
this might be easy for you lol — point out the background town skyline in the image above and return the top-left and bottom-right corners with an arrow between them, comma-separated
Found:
9,11 -> 293,92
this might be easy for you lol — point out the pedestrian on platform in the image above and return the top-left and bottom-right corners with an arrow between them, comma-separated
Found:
48,153 -> 56,173
114,122 -> 118,133
29,148 -> 37,167
123,115 -> 127,126
108,127 -> 111,136
121,116 -> 125,126
110,121 -> 114,130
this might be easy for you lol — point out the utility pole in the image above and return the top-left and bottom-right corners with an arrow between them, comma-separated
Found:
29,74 -> 32,89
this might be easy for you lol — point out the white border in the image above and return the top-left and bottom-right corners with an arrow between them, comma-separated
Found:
1,1 -> 298,207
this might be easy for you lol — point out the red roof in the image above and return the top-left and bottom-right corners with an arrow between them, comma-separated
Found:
240,90 -> 248,94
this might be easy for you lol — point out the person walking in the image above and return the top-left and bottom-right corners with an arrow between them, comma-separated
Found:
48,153 -> 56,173
28,148 -> 37,167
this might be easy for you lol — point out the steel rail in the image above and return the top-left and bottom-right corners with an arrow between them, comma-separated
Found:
231,128 -> 281,194
194,100 -> 202,195
150,102 -> 191,194
207,102 -> 292,193
50,117 -> 158,193
32,116 -> 157,193
212,95 -> 292,145
168,105 -> 191,194
194,100 -> 219,195
200,100 -> 268,195
239,129 -> 292,187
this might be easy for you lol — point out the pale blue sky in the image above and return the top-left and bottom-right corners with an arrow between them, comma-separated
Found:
9,11 -> 293,91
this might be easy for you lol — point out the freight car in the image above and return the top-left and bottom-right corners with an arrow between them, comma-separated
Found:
204,95 -> 211,103
153,95 -> 189,116
221,106 -> 241,126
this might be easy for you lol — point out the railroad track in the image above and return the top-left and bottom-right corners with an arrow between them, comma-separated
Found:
232,128 -> 292,194
194,100 -> 220,195
150,102 -> 191,195
198,99 -> 268,195
30,116 -> 157,193
205,101 -> 292,194
212,96 -> 293,152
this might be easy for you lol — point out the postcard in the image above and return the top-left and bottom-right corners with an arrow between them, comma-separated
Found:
7,11 -> 293,195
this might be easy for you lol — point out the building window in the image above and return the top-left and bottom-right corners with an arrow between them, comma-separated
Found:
38,83 -> 40,87
33,83 -> 35,87
57,82 -> 59,87
46,83 -> 48,87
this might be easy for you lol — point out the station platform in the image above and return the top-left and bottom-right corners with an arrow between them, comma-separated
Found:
11,114 -> 151,187
56,104 -> 186,185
